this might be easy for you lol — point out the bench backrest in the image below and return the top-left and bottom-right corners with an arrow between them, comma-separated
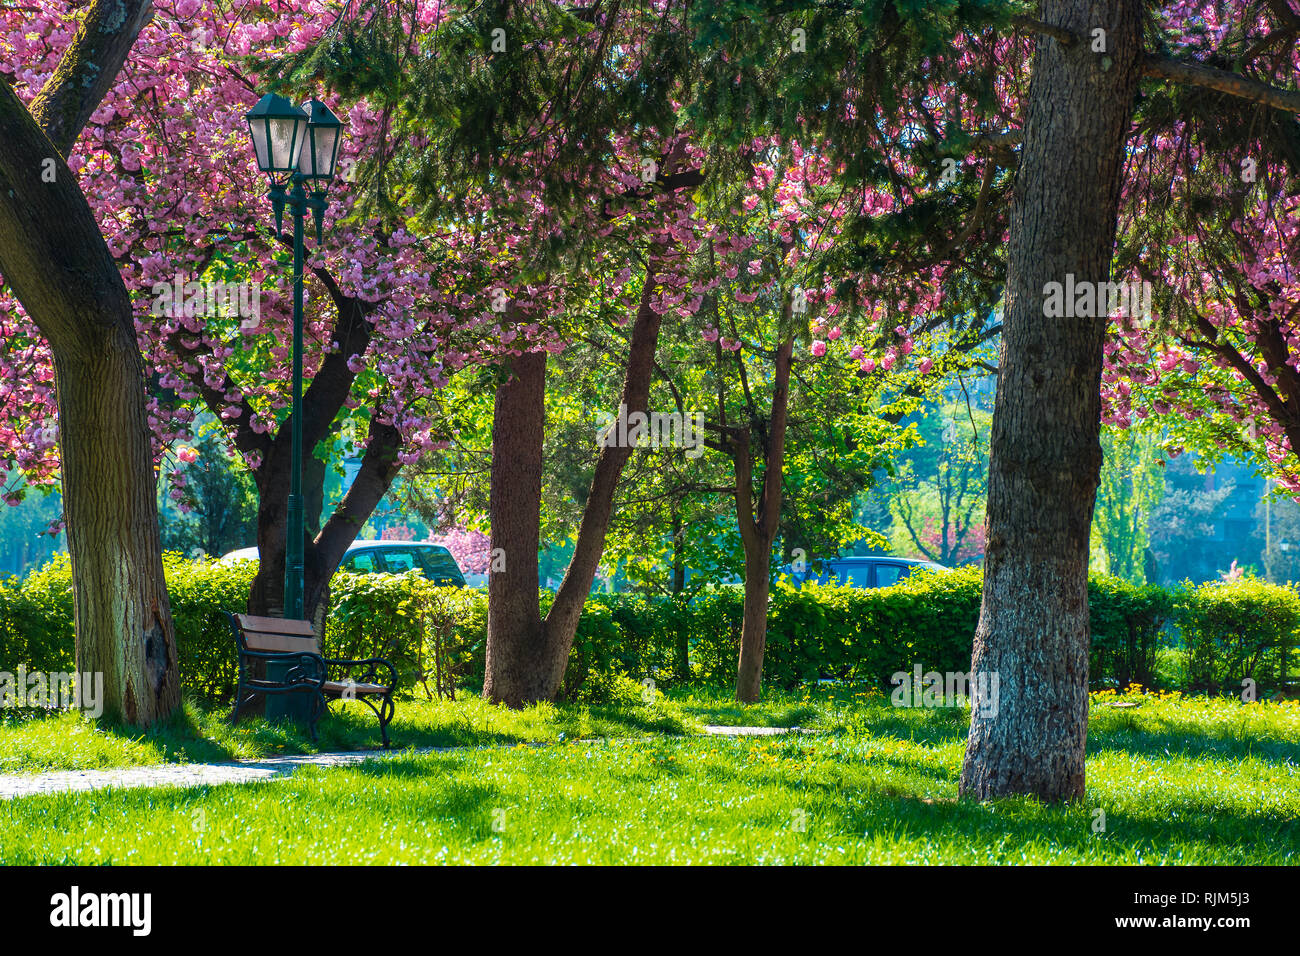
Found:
234,614 -> 320,655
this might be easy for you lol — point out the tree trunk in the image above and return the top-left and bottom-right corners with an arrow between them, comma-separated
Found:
482,350 -> 551,706
248,416 -> 403,630
483,252 -> 671,706
958,0 -> 1142,802
481,140 -> 699,707
734,334 -> 794,704
56,344 -> 180,725
0,29 -> 180,725
671,507 -> 689,680
735,546 -> 774,702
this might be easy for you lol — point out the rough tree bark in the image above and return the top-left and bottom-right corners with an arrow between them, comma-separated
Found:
480,141 -> 703,707
0,0 -> 181,725
482,350 -> 549,705
959,0 -> 1143,802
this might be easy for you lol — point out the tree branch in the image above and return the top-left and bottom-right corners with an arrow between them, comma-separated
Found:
1010,15 -> 1079,47
29,0 -> 155,156
164,329 -> 271,459
0,86 -> 127,356
1141,53 -> 1300,114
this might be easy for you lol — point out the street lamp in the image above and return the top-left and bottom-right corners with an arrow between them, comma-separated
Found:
245,93 -> 345,620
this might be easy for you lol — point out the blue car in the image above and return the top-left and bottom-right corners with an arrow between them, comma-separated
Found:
794,556 -> 948,589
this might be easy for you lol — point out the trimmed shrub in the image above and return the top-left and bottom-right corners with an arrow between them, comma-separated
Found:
326,570 -> 482,697
0,553 -> 75,675
681,585 -> 745,686
163,555 -> 258,702
1176,577 -> 1300,694
1,553 -> 1294,700
683,568 -> 985,690
1087,574 -> 1174,690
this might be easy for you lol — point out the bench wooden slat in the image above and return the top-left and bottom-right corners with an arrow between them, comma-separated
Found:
323,680 -> 389,695
236,614 -> 317,636
242,630 -> 320,654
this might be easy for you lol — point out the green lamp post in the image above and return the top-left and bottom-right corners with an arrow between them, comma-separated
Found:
245,93 -> 344,624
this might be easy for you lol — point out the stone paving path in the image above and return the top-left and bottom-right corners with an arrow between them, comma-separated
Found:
701,724 -> 807,736
0,726 -> 799,801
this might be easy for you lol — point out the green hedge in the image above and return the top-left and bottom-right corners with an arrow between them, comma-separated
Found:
1176,578 -> 1300,694
163,556 -> 259,701
2,556 -> 1296,701
1087,575 -> 1174,690
326,570 -> 483,698
0,553 -> 75,675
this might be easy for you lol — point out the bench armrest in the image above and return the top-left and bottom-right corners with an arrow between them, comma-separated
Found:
237,648 -> 327,687
323,657 -> 397,691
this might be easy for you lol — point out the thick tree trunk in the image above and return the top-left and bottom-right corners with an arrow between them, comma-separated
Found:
249,451 -> 291,620
55,343 -> 180,724
483,253 -> 670,706
481,140 -> 699,706
482,350 -> 550,706
248,416 -> 402,631
735,547 -> 774,701
0,25 -> 180,725
959,0 -> 1142,802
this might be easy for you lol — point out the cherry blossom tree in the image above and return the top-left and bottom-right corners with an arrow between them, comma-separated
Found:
681,0 -> 1300,798
3,0 -> 493,628
1103,1 -> 1300,494
0,0 -> 180,725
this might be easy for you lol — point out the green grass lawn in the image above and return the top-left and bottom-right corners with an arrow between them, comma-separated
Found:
1,688 -> 1296,864
0,692 -> 698,774
0,684 -> 870,775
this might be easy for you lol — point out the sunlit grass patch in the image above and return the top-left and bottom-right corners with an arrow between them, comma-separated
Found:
0,692 -> 693,774
2,691 -> 1296,865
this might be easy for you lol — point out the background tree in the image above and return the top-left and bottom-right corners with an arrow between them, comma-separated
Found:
886,399 -> 991,566
1090,425 -> 1165,582
682,0 -> 1299,797
158,427 -> 259,559
1148,452 -> 1237,582
3,1 -> 473,631
0,488 -> 64,578
1104,3 -> 1300,496
283,0 -> 717,705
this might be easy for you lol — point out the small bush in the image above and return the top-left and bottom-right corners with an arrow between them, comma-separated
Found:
1176,577 -> 1300,694
163,555 -> 257,702
1087,574 -> 1174,690
0,553 -> 75,675
326,570 -> 481,697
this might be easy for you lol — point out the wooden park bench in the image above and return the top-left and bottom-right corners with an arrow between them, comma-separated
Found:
226,613 -> 397,748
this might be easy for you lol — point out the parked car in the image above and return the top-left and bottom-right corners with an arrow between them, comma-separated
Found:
218,540 -> 468,587
792,555 -> 948,589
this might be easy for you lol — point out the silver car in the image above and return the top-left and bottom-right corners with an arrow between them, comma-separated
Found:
218,540 -> 467,587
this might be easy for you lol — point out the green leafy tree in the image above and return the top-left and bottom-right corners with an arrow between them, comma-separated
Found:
886,400 -> 990,566
1091,426 -> 1165,583
158,429 -> 259,559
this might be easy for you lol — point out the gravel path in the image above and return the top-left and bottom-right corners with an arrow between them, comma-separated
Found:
0,726 -> 798,801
